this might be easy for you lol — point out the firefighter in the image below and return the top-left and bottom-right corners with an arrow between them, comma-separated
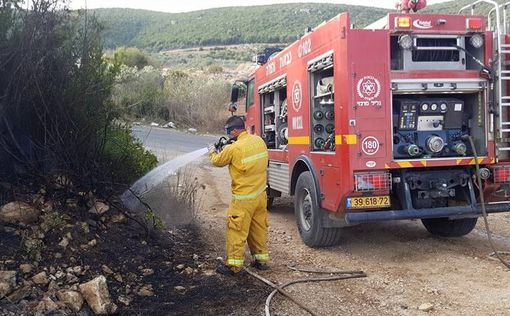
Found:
396,0 -> 427,13
208,115 -> 270,275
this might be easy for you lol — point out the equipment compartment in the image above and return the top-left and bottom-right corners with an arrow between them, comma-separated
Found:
392,92 -> 487,159
309,53 -> 335,152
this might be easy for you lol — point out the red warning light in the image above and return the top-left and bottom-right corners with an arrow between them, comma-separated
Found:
467,18 -> 483,30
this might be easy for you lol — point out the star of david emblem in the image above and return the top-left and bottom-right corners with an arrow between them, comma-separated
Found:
294,88 -> 301,103
361,80 -> 377,96
292,81 -> 302,112
356,76 -> 381,101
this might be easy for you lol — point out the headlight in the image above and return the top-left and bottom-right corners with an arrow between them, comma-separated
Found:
427,136 -> 445,153
469,34 -> 484,48
398,34 -> 414,50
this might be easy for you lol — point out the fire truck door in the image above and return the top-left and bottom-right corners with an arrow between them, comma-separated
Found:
351,63 -> 389,169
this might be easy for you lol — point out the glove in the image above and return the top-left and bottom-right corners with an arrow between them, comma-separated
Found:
207,143 -> 216,155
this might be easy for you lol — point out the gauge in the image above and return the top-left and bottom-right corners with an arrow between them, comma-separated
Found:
431,103 -> 438,111
440,103 -> 447,111
421,103 -> 429,111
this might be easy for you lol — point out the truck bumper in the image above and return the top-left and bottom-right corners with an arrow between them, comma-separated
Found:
344,202 -> 510,225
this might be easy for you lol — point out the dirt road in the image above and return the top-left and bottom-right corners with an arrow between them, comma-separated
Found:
195,160 -> 510,316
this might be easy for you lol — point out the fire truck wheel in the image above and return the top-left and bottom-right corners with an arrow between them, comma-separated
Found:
421,217 -> 478,237
294,171 -> 341,247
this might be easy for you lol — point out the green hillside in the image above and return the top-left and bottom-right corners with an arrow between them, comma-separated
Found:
93,1 -> 508,52
93,4 -> 390,51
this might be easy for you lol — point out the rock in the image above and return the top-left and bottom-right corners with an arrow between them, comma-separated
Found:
6,284 -> 32,303
174,286 -> 186,293
41,296 -> 58,311
88,202 -> 110,215
81,222 -> 90,234
48,280 -> 59,292
66,272 -> 79,284
184,267 -> 193,275
163,122 -> 176,129
55,270 -> 65,279
117,295 -> 132,306
188,128 -> 197,134
32,271 -> 49,285
0,202 -> 40,225
192,254 -> 199,261
101,265 -> 114,275
176,264 -> 185,271
54,252 -> 63,259
113,274 -> 123,283
0,271 -> 16,298
88,239 -> 97,247
79,276 -> 117,315
150,122 -> 160,127
58,237 -> 70,248
73,266 -> 83,275
137,284 -> 154,297
419,303 -> 434,312
19,264 -> 34,274
57,290 -> 84,312
110,214 -> 127,224
141,268 -> 154,276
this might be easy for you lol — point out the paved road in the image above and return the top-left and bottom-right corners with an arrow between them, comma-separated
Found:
132,126 -> 218,160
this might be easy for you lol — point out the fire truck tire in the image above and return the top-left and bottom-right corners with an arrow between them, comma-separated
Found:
294,171 -> 341,247
421,217 -> 478,237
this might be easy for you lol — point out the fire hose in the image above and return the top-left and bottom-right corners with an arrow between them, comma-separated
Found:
244,267 -> 367,316
463,135 -> 510,269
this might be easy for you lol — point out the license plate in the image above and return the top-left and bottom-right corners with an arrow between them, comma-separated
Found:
346,196 -> 390,209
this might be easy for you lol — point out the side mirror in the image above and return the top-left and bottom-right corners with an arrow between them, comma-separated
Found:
230,85 -> 240,103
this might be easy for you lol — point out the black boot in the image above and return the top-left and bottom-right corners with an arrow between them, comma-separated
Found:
250,261 -> 270,271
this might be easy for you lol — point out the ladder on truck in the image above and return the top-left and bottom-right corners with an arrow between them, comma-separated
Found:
460,0 -> 510,160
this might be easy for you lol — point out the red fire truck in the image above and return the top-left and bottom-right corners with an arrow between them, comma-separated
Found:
230,0 -> 510,247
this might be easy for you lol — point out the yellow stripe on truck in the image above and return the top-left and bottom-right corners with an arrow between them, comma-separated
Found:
344,134 -> 357,145
288,136 -> 310,145
335,135 -> 358,145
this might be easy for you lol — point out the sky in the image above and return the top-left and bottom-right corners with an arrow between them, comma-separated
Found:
70,0 -> 451,13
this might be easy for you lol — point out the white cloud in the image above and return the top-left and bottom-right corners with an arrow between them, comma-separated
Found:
70,0 -> 451,13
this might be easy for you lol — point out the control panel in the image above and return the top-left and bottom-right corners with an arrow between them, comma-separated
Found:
393,98 -> 470,159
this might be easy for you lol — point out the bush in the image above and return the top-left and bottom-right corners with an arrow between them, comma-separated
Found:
112,65 -> 166,119
164,73 -> 230,132
207,65 -> 223,74
0,1 -> 156,187
102,125 -> 158,184
113,47 -> 150,69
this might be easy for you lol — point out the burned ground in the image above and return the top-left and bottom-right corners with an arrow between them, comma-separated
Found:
0,210 -> 270,315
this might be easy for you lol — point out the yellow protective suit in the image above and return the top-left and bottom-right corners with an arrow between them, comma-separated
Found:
209,131 -> 270,271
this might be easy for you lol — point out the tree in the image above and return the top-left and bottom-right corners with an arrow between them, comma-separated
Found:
113,46 -> 150,69
0,0 -> 156,185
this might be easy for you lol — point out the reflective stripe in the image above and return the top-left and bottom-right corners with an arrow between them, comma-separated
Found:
232,185 -> 267,200
241,151 -> 268,164
227,258 -> 244,267
253,253 -> 270,261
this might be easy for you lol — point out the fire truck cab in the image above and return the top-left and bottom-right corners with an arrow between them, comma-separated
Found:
230,0 -> 510,247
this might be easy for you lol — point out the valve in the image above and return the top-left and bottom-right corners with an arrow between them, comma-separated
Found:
452,142 -> 467,156
426,136 -> 445,153
406,144 -> 420,157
